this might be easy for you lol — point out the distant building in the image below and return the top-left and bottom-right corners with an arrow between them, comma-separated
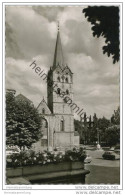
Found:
15,94 -> 33,105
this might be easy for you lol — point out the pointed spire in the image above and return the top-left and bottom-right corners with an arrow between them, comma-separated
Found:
53,22 -> 65,69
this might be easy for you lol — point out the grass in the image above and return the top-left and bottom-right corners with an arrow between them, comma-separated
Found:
85,165 -> 120,184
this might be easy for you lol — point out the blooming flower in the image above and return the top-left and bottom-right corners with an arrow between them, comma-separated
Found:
6,147 -> 86,168
7,158 -> 12,162
43,153 -> 47,157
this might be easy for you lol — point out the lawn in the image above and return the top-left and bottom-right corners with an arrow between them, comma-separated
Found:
85,149 -> 120,184
85,165 -> 120,184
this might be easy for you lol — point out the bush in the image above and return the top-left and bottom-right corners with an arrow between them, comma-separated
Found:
6,147 -> 87,168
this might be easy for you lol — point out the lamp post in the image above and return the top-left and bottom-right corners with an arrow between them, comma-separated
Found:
53,130 -> 55,149
96,128 -> 101,149
96,128 -> 99,144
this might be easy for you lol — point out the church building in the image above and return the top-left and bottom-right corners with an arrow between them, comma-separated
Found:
33,25 -> 80,151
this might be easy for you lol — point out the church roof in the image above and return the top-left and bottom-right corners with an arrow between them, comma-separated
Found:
37,98 -> 51,115
53,26 -> 65,70
15,94 -> 33,104
52,24 -> 73,75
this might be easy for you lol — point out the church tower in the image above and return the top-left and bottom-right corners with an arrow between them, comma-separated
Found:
47,24 -> 75,147
33,23 -> 80,151
47,23 -> 73,115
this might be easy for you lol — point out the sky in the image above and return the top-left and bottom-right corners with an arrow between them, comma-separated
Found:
5,6 -> 120,120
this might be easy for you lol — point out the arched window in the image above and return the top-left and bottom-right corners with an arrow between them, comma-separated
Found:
65,77 -> 68,83
42,108 -> 45,114
66,89 -> 69,95
57,88 -> 61,95
60,118 -> 64,131
41,118 -> 48,128
57,76 -> 60,82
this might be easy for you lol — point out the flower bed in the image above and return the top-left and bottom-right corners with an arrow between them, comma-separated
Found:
6,147 -> 87,168
6,147 -> 90,184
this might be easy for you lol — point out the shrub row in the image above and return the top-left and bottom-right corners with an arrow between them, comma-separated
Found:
6,147 -> 87,168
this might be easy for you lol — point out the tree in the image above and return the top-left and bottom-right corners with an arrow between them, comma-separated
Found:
89,113 -> 98,144
6,92 -> 42,150
74,119 -> 84,144
105,125 -> 120,147
104,107 -> 120,147
97,117 -> 110,142
111,106 -> 120,125
83,6 -> 119,64
98,117 -> 110,131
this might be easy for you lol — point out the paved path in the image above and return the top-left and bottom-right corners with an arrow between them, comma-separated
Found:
85,149 -> 120,167
84,149 -> 120,184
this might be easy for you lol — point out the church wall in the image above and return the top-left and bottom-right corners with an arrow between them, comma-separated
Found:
32,113 -> 76,151
48,115 -> 55,149
32,111 -> 78,151
32,115 -> 55,152
37,103 -> 51,115
53,115 -> 74,133
53,81 -> 73,102
54,132 -> 74,148
53,103 -> 72,114
74,136 -> 80,146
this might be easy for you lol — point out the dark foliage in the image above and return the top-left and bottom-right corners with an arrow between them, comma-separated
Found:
111,106 -> 120,125
74,119 -> 84,143
105,125 -> 120,147
83,6 -> 119,64
6,92 -> 42,149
